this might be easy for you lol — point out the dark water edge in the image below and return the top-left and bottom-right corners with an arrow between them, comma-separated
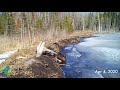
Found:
61,33 -> 120,78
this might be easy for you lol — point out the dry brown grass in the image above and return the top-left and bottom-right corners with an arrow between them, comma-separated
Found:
0,29 -> 93,54
0,29 -> 93,77
0,29 -> 68,54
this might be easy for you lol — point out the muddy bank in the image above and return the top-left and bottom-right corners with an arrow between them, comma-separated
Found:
10,34 -> 92,78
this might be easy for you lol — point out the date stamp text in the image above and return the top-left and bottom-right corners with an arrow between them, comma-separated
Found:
95,70 -> 118,74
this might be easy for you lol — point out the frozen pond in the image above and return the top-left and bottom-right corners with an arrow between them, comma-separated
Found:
61,33 -> 120,78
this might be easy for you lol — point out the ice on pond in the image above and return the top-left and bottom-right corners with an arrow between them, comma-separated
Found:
62,33 -> 120,78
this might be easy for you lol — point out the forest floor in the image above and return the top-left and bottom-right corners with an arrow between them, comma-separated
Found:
0,31 -> 93,78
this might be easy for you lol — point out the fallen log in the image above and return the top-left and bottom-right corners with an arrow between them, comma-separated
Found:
36,41 -> 57,58
36,41 -> 66,65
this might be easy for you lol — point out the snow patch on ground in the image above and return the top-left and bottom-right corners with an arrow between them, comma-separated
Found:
0,50 -> 17,64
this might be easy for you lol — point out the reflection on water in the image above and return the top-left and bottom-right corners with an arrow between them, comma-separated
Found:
61,33 -> 120,78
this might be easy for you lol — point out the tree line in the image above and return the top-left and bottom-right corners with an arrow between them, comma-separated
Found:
0,12 -> 120,37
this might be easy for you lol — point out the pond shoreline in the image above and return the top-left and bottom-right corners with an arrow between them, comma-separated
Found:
12,35 -> 92,78
41,34 -> 93,78
0,32 -> 93,78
